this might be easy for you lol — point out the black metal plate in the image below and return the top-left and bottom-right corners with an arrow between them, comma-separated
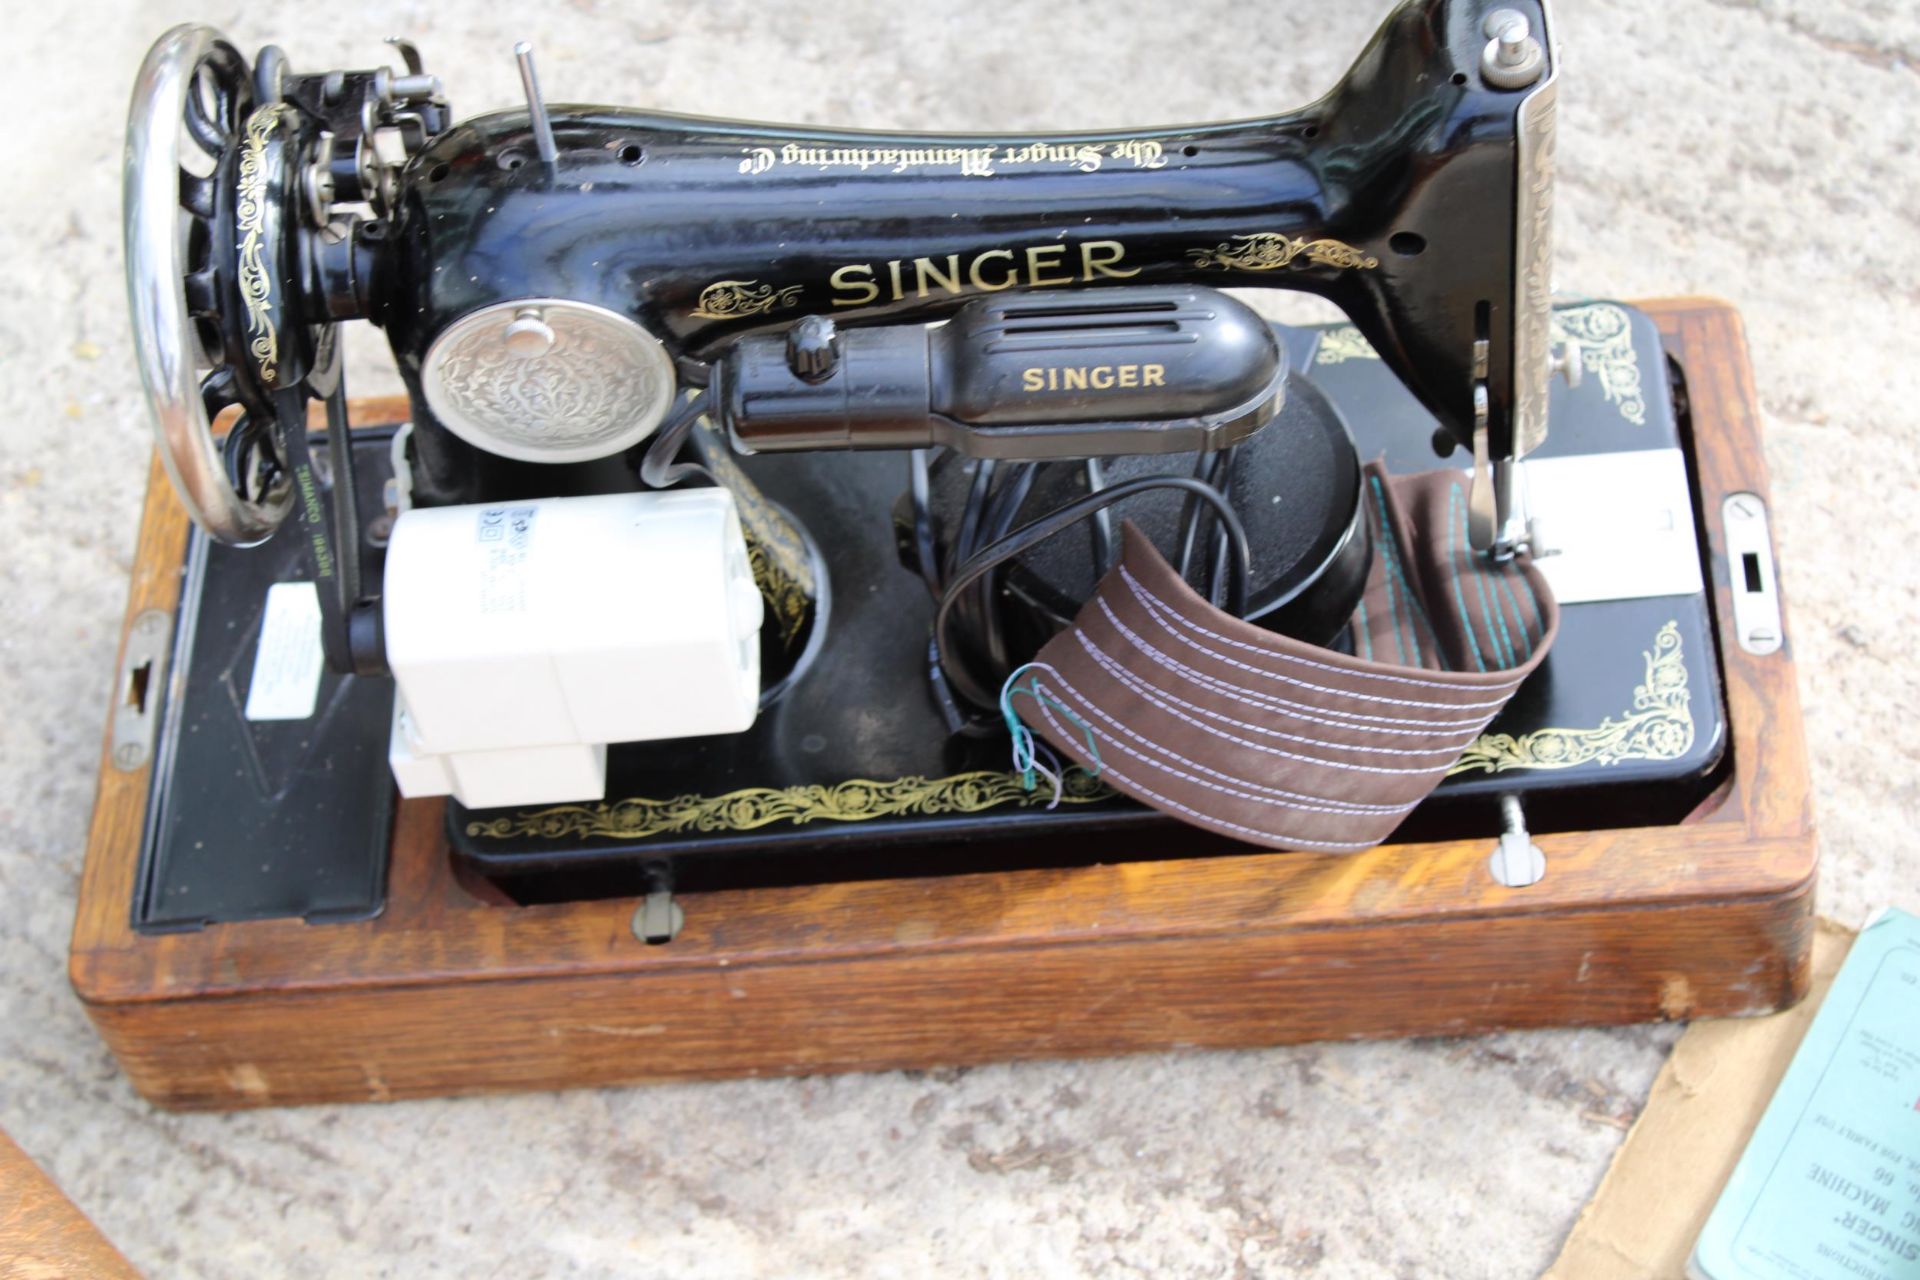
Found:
134,431 -> 396,931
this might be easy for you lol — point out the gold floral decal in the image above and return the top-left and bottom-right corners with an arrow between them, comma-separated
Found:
1188,233 -> 1379,273
1448,621 -> 1692,775
747,540 -> 811,648
695,417 -> 817,650
1554,302 -> 1645,426
235,105 -> 286,386
691,279 -> 804,320
1313,303 -> 1647,425
467,769 -> 1113,841
1313,325 -> 1379,365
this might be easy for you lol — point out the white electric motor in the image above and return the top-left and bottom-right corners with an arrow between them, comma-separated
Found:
382,487 -> 763,809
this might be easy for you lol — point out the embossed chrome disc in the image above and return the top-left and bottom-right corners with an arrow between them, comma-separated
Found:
421,299 -> 677,464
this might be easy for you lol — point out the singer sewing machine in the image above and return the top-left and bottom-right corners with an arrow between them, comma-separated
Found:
73,2 -> 1815,1109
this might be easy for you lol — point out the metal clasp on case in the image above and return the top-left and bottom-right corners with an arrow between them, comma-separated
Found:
1722,493 -> 1784,656
111,609 -> 173,772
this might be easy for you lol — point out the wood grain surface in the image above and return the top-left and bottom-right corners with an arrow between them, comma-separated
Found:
0,1129 -> 141,1278
69,299 -> 1817,1110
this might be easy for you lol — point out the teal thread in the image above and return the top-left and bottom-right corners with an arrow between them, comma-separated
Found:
1479,554 -> 1516,668
1506,561 -> 1545,650
1456,484 -> 1510,666
1368,482 -> 1408,665
1368,477 -> 1421,666
1445,485 -> 1488,672
1514,561 -> 1544,635
1000,663 -> 1102,807
1406,555 -> 1444,663
1491,566 -> 1533,659
1369,476 -> 1443,664
1354,600 -> 1373,661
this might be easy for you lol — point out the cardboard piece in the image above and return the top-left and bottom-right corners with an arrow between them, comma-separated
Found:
1546,919 -> 1856,1279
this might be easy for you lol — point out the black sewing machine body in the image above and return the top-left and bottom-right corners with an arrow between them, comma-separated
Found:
384,0 -> 1530,505
133,303 -> 1729,923
114,0 -> 1752,928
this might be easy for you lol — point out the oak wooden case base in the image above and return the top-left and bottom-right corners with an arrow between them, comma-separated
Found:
71,299 -> 1815,1111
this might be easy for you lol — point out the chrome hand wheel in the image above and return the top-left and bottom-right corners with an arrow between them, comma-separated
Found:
125,25 -> 289,545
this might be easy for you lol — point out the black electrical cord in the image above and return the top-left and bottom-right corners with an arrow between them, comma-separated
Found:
983,460 -> 1038,544
1084,458 -> 1114,574
971,460 -> 1038,674
1175,448 -> 1228,580
949,456 -> 998,576
907,448 -> 944,601
638,392 -> 709,490
1205,443 -> 1242,608
933,475 -> 1252,711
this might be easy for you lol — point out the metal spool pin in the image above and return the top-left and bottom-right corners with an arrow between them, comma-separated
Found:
513,42 -> 558,167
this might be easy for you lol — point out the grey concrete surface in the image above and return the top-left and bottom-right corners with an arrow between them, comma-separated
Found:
3,1 -> 1915,1275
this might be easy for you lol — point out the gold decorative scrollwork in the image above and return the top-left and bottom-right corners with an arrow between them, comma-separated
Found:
691,279 -> 804,320
1311,304 -> 1647,426
1554,303 -> 1646,425
1313,324 -> 1377,364
235,106 -> 285,386
747,540 -> 811,648
467,769 -> 1113,842
1448,621 -> 1692,775
693,416 -> 817,650
1314,326 -> 1378,365
1188,233 -> 1379,273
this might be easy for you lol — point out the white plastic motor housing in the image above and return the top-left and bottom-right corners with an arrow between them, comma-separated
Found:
382,487 -> 763,809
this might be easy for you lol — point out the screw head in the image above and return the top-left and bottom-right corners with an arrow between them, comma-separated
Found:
503,308 -> 556,358
1480,12 -> 1546,89
1482,7 -> 1526,37
786,315 -> 840,383
1550,340 -> 1584,390
1490,832 -> 1547,887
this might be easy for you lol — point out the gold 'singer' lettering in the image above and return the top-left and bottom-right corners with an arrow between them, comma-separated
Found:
1021,363 -> 1167,391
829,239 -> 1138,308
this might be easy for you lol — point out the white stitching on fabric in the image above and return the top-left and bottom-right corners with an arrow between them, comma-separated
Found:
1037,653 -> 1417,809
1121,571 -> 1520,710
1120,564 -> 1527,697
1031,656 -> 1445,784
1098,594 -> 1507,723
1070,631 -> 1484,764
1029,698 -> 1379,852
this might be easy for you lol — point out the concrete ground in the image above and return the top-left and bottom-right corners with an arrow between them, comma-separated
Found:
4,1 -> 1915,1275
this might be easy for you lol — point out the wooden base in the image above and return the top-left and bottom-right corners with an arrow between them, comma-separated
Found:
71,299 -> 1816,1111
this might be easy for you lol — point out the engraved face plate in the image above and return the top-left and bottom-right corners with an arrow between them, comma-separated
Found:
421,299 -> 676,464
1509,2 -> 1560,460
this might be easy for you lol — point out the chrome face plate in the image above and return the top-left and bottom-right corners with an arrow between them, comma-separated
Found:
420,299 -> 677,464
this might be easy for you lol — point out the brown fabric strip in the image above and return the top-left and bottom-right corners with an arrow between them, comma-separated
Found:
1014,466 -> 1559,852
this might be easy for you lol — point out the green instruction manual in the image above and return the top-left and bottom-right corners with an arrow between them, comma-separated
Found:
1692,906 -> 1920,1280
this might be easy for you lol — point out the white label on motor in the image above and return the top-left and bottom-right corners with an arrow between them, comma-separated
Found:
245,581 -> 325,721
475,505 -> 538,615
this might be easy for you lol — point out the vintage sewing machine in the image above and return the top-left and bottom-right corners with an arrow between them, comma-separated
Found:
74,1 -> 1815,1109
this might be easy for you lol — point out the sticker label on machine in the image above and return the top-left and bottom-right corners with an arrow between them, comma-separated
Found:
244,581 -> 325,721
476,505 -> 538,615
1522,449 -> 1706,604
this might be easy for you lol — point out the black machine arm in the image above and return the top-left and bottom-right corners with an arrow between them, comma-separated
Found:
125,0 -> 1567,683
374,0 -> 1562,551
